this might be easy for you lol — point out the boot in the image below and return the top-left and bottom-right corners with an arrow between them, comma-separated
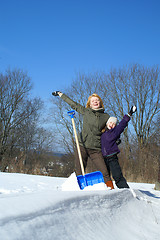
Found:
106,180 -> 114,189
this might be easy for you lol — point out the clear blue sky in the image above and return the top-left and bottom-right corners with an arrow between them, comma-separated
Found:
0,0 -> 160,103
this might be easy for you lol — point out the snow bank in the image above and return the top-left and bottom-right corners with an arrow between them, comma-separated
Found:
0,172 -> 160,240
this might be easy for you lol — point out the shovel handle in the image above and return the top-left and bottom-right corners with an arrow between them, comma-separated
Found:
67,110 -> 85,176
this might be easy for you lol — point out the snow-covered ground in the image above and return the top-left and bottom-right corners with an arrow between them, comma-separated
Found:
0,172 -> 160,240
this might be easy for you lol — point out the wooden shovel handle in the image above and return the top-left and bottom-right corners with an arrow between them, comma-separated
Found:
71,118 -> 85,176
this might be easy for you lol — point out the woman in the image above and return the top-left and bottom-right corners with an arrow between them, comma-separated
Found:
52,91 -> 114,189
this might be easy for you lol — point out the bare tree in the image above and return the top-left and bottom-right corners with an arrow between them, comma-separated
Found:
100,64 -> 160,147
0,69 -> 43,171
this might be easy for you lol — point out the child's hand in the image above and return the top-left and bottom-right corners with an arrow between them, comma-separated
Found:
129,106 -> 137,116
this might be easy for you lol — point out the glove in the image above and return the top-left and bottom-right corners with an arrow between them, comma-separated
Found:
52,91 -> 60,96
129,105 -> 137,116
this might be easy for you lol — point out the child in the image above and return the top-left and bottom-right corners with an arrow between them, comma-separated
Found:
101,106 -> 137,189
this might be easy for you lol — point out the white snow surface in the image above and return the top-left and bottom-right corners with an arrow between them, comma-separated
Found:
0,172 -> 160,240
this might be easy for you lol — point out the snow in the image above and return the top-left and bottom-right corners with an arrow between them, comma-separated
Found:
0,172 -> 160,240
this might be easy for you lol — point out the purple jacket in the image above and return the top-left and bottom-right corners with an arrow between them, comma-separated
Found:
101,115 -> 131,157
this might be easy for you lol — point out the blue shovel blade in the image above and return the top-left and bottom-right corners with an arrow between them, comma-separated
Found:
77,171 -> 104,190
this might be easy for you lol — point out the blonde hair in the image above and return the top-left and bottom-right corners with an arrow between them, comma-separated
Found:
86,93 -> 104,108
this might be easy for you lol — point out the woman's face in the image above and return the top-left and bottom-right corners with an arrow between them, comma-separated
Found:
90,96 -> 101,109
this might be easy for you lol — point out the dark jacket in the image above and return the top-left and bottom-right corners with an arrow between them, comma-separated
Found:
101,114 -> 130,157
61,93 -> 110,150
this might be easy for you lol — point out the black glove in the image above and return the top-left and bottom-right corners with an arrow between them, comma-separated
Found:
52,91 -> 60,96
129,105 -> 137,116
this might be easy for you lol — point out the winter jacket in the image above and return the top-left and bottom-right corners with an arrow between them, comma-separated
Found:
101,114 -> 130,157
61,93 -> 110,150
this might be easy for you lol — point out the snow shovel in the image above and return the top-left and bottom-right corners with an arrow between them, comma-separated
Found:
67,110 -> 104,190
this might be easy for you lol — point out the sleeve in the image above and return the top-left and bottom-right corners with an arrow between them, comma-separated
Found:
113,115 -> 131,138
61,93 -> 86,114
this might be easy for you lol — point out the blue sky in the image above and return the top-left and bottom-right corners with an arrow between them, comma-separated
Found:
0,0 -> 160,103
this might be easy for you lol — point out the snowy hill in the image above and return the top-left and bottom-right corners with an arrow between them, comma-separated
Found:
0,172 -> 160,240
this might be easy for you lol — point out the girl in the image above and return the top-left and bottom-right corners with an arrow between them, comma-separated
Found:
101,106 -> 137,188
